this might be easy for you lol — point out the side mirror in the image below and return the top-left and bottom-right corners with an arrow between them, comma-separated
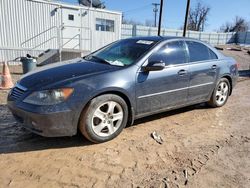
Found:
143,61 -> 165,72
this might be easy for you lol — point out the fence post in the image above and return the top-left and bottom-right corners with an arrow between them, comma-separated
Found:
217,33 -> 220,45
244,32 -> 248,45
79,9 -> 83,51
162,29 -> 165,36
58,6 -> 63,62
247,32 -> 250,44
132,24 -> 137,37
232,32 -> 235,44
225,33 -> 229,44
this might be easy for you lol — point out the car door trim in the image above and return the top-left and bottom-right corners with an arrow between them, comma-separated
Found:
138,82 -> 214,99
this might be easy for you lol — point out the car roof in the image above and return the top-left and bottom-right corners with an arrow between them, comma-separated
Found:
128,36 -> 184,42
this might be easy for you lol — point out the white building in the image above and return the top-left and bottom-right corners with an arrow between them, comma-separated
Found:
0,0 -> 122,62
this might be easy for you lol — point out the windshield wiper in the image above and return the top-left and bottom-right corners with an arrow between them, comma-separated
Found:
88,55 -> 111,65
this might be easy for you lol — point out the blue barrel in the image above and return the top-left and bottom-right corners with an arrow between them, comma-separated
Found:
20,57 -> 37,74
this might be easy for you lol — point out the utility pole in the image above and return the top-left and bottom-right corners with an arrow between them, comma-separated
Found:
183,0 -> 191,37
152,3 -> 160,27
158,0 -> 164,36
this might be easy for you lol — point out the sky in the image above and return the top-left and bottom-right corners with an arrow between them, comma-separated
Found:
60,0 -> 250,31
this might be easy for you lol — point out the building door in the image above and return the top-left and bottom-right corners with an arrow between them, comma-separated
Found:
61,8 -> 81,50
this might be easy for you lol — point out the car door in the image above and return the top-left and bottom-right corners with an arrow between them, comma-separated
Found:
185,41 -> 218,102
135,40 -> 190,116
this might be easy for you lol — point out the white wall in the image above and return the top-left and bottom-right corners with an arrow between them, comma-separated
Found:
0,0 -> 61,61
121,25 -> 238,46
88,9 -> 122,51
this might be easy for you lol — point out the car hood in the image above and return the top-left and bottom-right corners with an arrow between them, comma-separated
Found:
19,58 -> 119,89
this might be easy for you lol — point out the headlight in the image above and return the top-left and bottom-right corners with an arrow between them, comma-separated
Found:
23,88 -> 74,105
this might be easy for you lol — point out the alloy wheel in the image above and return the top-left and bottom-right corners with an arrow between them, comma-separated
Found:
91,101 -> 124,137
215,81 -> 229,106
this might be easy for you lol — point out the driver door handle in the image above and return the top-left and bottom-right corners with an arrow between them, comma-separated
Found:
178,69 -> 188,76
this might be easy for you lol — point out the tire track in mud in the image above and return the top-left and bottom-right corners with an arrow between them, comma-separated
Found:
158,134 -> 249,188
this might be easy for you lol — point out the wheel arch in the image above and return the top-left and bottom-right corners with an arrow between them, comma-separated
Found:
94,91 -> 135,126
221,74 -> 233,95
78,90 -> 135,129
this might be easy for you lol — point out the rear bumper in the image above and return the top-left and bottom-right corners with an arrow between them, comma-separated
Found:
232,72 -> 239,89
8,101 -> 77,137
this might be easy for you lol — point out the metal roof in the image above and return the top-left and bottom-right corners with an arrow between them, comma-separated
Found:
28,0 -> 122,15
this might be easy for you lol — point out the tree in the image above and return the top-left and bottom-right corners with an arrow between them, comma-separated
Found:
220,16 -> 249,32
122,18 -> 143,25
187,1 -> 210,31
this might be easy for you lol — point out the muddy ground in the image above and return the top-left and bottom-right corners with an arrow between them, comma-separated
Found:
0,47 -> 250,188
219,45 -> 250,70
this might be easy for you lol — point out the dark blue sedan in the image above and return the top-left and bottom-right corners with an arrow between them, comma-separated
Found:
8,36 -> 238,143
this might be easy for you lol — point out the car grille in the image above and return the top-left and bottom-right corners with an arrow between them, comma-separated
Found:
10,84 -> 27,101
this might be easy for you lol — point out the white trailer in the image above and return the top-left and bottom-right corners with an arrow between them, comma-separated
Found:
0,0 -> 122,62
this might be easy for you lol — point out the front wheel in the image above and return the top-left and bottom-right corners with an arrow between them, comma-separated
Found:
79,94 -> 128,143
208,78 -> 230,107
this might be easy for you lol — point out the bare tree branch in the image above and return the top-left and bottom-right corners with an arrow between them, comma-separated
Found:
188,1 -> 210,31
220,16 -> 249,32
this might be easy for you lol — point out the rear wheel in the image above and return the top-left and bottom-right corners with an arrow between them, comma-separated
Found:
208,78 -> 230,107
79,94 -> 128,143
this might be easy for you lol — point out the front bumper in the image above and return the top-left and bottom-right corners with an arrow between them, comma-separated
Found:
8,101 -> 78,137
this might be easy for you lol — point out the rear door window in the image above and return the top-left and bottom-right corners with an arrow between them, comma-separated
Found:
186,41 -> 214,62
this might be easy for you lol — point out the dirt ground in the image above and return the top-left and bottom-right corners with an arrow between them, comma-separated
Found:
219,45 -> 250,70
0,47 -> 250,188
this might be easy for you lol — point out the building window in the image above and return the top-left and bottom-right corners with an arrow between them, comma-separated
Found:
68,14 -> 74,21
96,18 -> 114,32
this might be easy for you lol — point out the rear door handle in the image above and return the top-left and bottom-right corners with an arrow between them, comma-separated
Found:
178,69 -> 188,76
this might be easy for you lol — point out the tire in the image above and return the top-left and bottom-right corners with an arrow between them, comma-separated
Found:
208,78 -> 230,107
79,94 -> 128,143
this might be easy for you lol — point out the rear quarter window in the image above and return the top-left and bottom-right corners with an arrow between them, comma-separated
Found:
208,48 -> 218,60
186,41 -> 217,62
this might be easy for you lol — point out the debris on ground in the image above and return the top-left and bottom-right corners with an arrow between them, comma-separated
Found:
151,131 -> 164,144
161,177 -> 169,188
226,47 -> 242,51
215,46 -> 224,51
184,169 -> 188,185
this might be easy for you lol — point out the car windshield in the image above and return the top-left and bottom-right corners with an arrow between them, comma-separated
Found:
84,39 -> 158,66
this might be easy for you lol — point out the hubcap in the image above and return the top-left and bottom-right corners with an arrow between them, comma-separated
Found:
215,81 -> 229,105
91,101 -> 124,137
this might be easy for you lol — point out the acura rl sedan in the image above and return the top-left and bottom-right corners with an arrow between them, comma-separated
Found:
8,36 -> 238,143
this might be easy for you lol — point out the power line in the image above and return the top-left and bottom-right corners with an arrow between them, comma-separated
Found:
123,4 -> 152,13
123,7 -> 152,16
